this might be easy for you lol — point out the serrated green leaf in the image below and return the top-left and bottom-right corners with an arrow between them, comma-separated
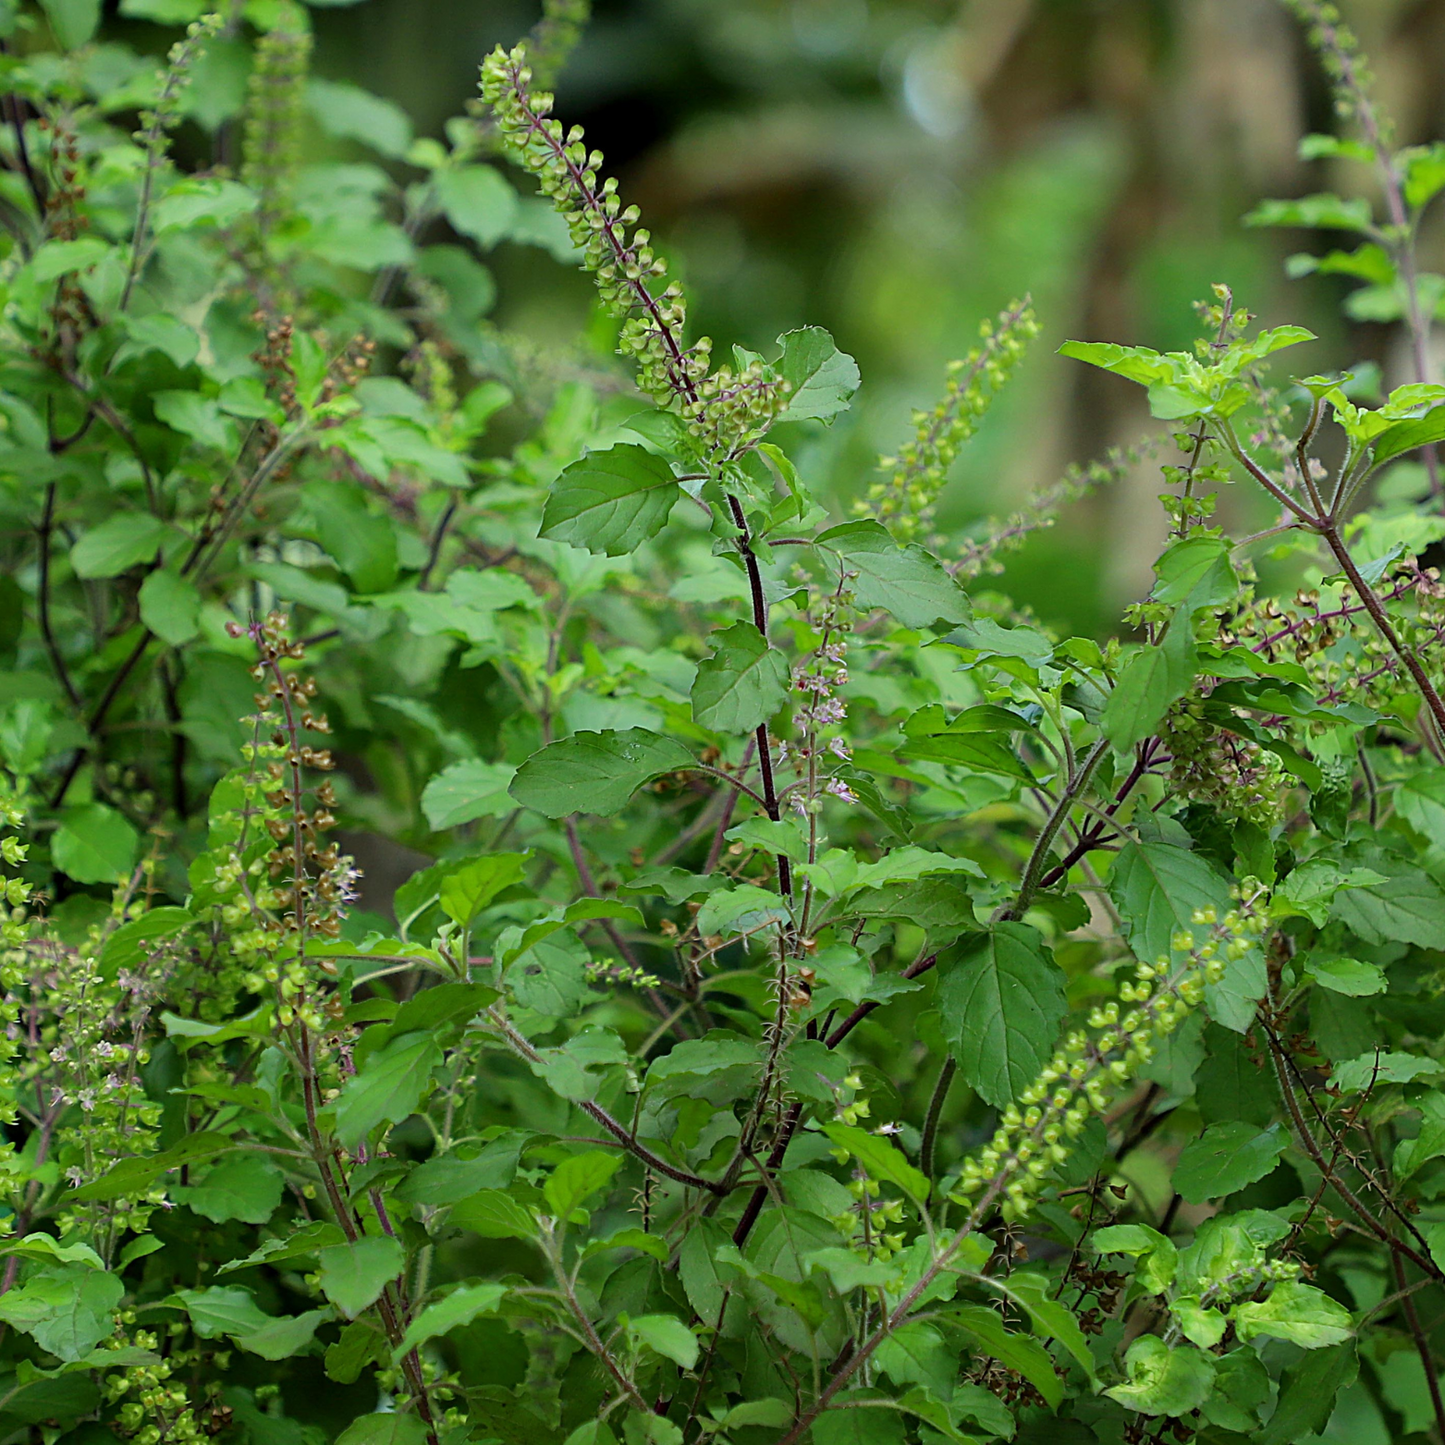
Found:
335,1413 -> 430,1445
437,851 -> 527,925
545,1150 -> 621,1220
316,1236 -> 404,1320
776,327 -> 860,422
1105,1335 -> 1216,1417
816,520 -> 970,629
1255,1342 -> 1356,1445
691,621 -> 790,733
936,923 -> 1067,1109
71,1130 -> 235,1202
1173,1122 -> 1286,1203
1102,615 -> 1195,750
1243,193 -> 1374,232
510,728 -> 694,817
1232,1280 -> 1353,1348
334,1034 -> 440,1148
175,1156 -> 284,1225
1057,340 -> 1176,386
448,1189 -> 537,1239
540,445 -> 679,555
392,1283 -> 506,1362
1371,404 -> 1445,468
0,1266 -> 122,1362
1108,840 -> 1230,965
233,1308 -> 330,1361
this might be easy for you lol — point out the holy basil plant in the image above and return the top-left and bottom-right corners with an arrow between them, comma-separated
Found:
2,2 -> 1445,1445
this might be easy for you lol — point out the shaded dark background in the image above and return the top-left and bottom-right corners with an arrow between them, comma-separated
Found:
312,0 -> 1445,633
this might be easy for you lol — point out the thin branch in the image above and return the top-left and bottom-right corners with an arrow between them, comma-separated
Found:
487,1008 -> 726,1195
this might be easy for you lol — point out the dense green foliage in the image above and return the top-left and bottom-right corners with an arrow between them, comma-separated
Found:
5,2 -> 1445,1444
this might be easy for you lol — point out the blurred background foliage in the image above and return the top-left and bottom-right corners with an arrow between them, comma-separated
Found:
128,0 -> 1445,635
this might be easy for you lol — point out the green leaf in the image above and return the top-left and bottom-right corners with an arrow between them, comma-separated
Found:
679,1219 -> 734,1326
1004,1271 -> 1097,1379
40,0 -> 100,49
28,236 -> 110,282
1105,1335 -> 1216,1417
306,483 -> 398,594
306,79 -> 413,159
507,929 -> 591,1018
812,1401 -> 906,1445
421,759 -> 517,830
0,1266 -> 123,1362
1255,1342 -> 1357,1445
218,1222 -> 348,1274
584,1227 -> 669,1262
437,852 -> 527,926
1243,193 -> 1374,232
1173,1122 -> 1287,1203
334,1033 -> 440,1148
52,804 -> 140,886
325,1321 -> 385,1384
316,1236 -> 404,1319
694,883 -> 792,939
233,1309 -> 330,1361
0,1236 -> 104,1269
822,1123 -> 930,1202
71,1130 -> 234,1202
392,1283 -> 506,1362
501,901 -> 642,966
1152,536 -> 1237,611
1332,860 -> 1445,948
628,1314 -> 699,1370
1395,766 -> 1445,840
1371,404 -> 1445,468
720,1400 -> 793,1429
816,520 -> 970,629
1333,1050 -> 1441,1095
153,390 -> 235,451
1057,340 -> 1175,386
804,1248 -> 897,1294
171,1286 -> 271,1339
174,1156 -> 284,1225
1093,1224 -> 1178,1294
394,1135 -> 525,1205
540,445 -> 679,556
545,1150 -> 621,1220
138,569 -> 202,647
691,621 -> 790,733
335,1413 -> 430,1445
448,1189 -> 538,1239
434,165 -> 518,248
71,513 -> 169,578
510,728 -> 694,818
1108,840 -> 1230,966
1101,615 -> 1195,750
949,1303 -> 1063,1409
873,1321 -> 955,1399
776,327 -> 861,422
936,923 -> 1067,1109
1304,955 -> 1386,996
1233,1280 -> 1353,1348
114,316 -> 203,367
